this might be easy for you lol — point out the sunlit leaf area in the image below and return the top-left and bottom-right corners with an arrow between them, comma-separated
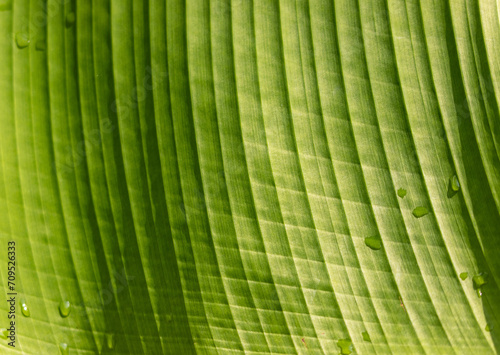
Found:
1,0 -> 500,354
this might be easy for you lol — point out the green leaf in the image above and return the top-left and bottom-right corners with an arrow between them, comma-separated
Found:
0,0 -> 499,354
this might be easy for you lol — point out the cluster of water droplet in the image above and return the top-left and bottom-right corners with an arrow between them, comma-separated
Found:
14,12 -> 75,51
0,298 -> 116,352
0,299 -> 74,353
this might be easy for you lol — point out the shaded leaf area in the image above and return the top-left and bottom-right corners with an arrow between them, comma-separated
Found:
0,0 -> 499,354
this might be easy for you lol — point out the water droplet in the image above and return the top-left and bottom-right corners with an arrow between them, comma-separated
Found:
450,175 -> 460,191
20,299 -> 30,317
473,272 -> 488,289
485,324 -> 492,332
0,328 -> 7,339
459,272 -> 468,280
36,40 -> 46,51
412,206 -> 429,218
337,338 -> 353,355
362,331 -> 371,342
473,272 -> 488,297
397,188 -> 407,198
364,236 -> 382,250
59,300 -> 71,317
106,333 -> 114,350
15,32 -> 30,49
59,342 -> 69,355
65,12 -> 75,28
447,175 -> 460,198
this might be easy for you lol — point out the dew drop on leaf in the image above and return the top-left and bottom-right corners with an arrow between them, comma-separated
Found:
0,328 -> 7,339
473,272 -> 488,289
21,299 -> 30,317
473,273 -> 488,297
397,188 -> 407,198
364,236 -> 382,250
337,338 -> 353,355
59,300 -> 71,317
15,32 -> 30,49
459,272 -> 468,280
485,324 -> 492,332
447,174 -> 460,198
450,175 -> 460,192
65,12 -> 75,27
362,331 -> 371,342
59,342 -> 69,355
412,206 -> 429,218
